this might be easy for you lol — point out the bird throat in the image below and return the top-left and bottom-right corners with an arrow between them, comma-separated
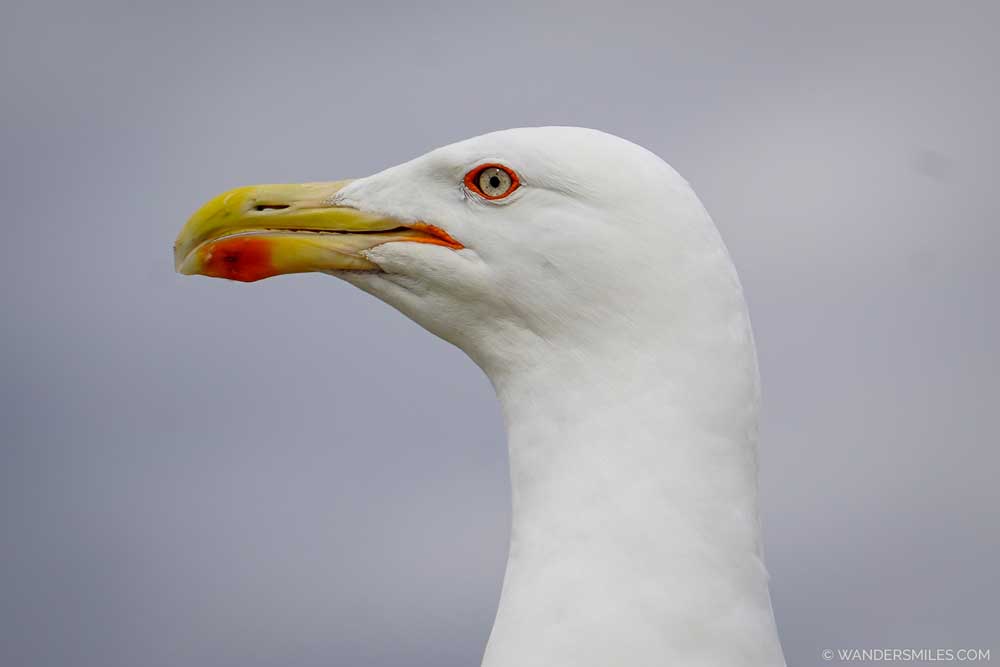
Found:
478,340 -> 786,667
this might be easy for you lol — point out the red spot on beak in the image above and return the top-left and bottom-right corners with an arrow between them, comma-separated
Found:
201,237 -> 276,282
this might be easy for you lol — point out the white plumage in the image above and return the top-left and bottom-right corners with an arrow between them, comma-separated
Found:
178,127 -> 786,666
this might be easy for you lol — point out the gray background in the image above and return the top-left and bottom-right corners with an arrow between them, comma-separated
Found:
2,1 -> 997,665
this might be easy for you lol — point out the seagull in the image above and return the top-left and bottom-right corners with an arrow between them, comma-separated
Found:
174,127 -> 786,667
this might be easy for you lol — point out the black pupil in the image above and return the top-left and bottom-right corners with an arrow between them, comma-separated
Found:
488,174 -> 502,189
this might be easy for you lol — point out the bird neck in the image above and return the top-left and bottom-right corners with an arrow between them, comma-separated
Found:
479,325 -> 785,667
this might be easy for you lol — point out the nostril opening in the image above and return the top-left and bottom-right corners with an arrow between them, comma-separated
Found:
253,204 -> 290,211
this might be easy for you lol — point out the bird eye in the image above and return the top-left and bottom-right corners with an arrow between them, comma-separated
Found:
465,164 -> 520,200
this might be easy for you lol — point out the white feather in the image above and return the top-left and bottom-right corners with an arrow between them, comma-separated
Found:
337,127 -> 785,667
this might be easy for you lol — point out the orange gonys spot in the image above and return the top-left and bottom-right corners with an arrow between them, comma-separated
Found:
408,223 -> 464,249
200,236 -> 277,282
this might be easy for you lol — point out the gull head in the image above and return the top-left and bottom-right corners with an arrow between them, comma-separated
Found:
174,127 -> 737,372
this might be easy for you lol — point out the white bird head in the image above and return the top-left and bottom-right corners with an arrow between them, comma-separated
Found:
173,127 -> 784,666
175,127 -> 743,377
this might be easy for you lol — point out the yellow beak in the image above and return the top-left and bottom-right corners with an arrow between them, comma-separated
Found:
173,181 -> 461,282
